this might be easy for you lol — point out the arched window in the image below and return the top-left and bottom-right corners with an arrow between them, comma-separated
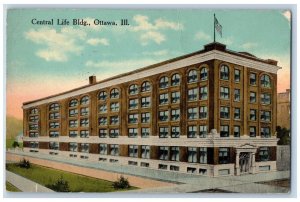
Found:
171,73 -> 180,86
200,67 -> 208,81
159,76 -> 169,89
261,74 -> 271,88
98,91 -> 107,100
141,81 -> 151,92
110,88 -> 120,99
49,103 -> 59,111
220,65 -> 229,80
129,84 -> 138,95
69,99 -> 78,107
80,96 -> 89,105
188,70 -> 198,83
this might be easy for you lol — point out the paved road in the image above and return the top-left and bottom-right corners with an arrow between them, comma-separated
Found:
6,171 -> 54,192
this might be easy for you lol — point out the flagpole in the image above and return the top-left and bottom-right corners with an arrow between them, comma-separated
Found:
213,13 -> 216,43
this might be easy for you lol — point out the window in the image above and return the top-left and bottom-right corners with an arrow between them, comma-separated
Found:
110,144 -> 119,156
234,126 -> 240,137
234,108 -> 241,120
259,147 -> 269,161
29,132 -> 38,138
250,109 -> 257,121
234,69 -> 241,82
99,129 -> 107,138
219,148 -> 229,164
171,109 -> 180,121
99,104 -> 107,113
249,126 -> 256,137
188,70 -> 198,83
141,97 -> 151,108
171,91 -> 180,103
49,112 -> 59,120
220,65 -> 229,80
261,93 -> 271,105
188,147 -> 197,163
110,88 -> 119,99
110,102 -> 119,112
220,106 -> 230,119
69,99 -> 78,107
69,131 -> 78,138
199,106 -> 207,119
69,109 -> 78,117
170,147 -> 180,161
80,107 -> 89,116
69,120 -> 78,128
199,86 -> 208,100
188,126 -> 197,138
29,124 -> 38,130
129,99 -> 138,109
129,145 -> 138,157
261,111 -> 271,122
187,167 -> 197,173
250,73 -> 257,85
80,96 -> 89,105
141,112 -> 150,123
141,128 -> 150,138
49,103 -> 59,111
109,129 -> 119,138
141,145 -> 150,159
220,86 -> 229,99
159,93 -> 169,105
261,127 -> 271,138
171,126 -> 180,138
129,84 -> 138,95
99,144 -> 107,155
234,89 -> 240,102
159,76 -> 169,89
128,114 -> 138,124
80,130 -> 89,138
200,67 -> 208,81
188,107 -> 198,120
30,141 -> 39,148
199,125 -> 207,138
80,118 -> 89,127
220,125 -> 229,137
159,146 -> 169,160
128,128 -> 138,138
69,142 -> 78,152
99,117 -> 107,126
29,115 -> 39,123
141,81 -> 151,92
49,122 -> 59,129
188,88 -> 198,101
159,111 -> 169,122
49,131 -> 59,138
110,116 -> 119,125
98,91 -> 107,100
200,147 -> 208,164
261,74 -> 271,88
30,108 -> 38,115
171,73 -> 180,86
159,127 -> 169,138
250,92 -> 256,103
80,143 -> 89,153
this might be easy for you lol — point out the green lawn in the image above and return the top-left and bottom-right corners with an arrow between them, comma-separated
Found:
6,181 -> 21,192
6,163 -> 137,192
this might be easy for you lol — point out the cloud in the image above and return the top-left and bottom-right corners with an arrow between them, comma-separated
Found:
282,10 -> 291,22
142,50 -> 169,56
219,37 -> 233,46
87,38 -> 109,46
241,42 -> 258,50
140,31 -> 165,45
194,31 -> 212,41
25,27 -> 86,62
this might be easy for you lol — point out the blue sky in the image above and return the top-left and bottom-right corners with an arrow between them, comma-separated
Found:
6,9 -> 291,118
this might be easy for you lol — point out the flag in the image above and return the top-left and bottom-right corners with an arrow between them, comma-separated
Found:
214,16 -> 222,37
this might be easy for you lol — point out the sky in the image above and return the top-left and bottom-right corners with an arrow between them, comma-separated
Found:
6,9 -> 291,119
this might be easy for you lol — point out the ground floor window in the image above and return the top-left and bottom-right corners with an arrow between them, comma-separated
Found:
259,147 -> 270,161
219,147 -> 229,164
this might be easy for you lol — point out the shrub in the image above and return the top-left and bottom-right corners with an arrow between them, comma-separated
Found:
18,158 -> 30,169
113,175 -> 130,189
12,141 -> 19,148
47,176 -> 70,192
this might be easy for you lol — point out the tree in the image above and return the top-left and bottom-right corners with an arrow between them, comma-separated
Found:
12,141 -> 19,148
276,126 -> 290,145
113,175 -> 130,189
47,176 -> 70,192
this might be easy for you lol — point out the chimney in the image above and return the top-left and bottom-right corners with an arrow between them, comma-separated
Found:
89,76 -> 96,85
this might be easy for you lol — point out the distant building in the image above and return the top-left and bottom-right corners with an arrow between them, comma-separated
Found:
277,89 -> 291,129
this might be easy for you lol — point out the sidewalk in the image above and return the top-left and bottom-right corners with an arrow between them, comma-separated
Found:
6,171 -> 54,192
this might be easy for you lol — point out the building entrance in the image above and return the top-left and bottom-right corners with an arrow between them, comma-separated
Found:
239,152 -> 251,174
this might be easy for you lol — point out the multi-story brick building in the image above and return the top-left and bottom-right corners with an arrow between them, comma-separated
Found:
277,89 -> 291,130
22,42 -> 281,177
